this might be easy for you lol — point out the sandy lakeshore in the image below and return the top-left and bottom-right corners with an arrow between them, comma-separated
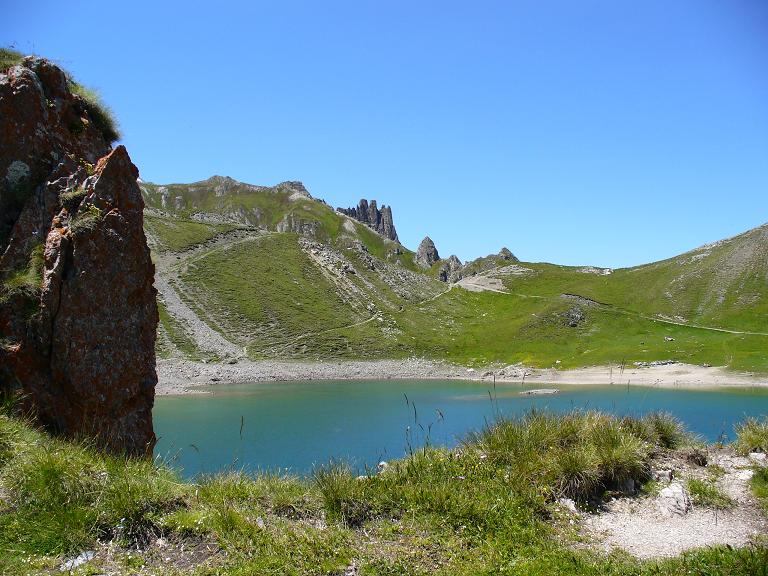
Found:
156,358 -> 767,395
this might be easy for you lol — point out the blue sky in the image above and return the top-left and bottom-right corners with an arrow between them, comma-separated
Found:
4,1 -> 767,267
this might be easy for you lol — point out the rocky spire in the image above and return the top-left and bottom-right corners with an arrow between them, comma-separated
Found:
337,198 -> 399,242
415,236 -> 440,269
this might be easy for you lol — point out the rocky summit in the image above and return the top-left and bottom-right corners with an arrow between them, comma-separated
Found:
0,57 -> 157,456
415,235 -> 440,269
337,199 -> 399,242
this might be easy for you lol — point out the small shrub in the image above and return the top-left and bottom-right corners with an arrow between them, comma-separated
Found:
686,477 -> 734,510
60,186 -> 87,213
69,204 -> 102,235
735,417 -> 768,455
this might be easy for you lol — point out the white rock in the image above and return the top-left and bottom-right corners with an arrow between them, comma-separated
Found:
658,482 -> 691,516
748,452 -> 767,465
557,497 -> 578,513
60,551 -> 95,572
736,469 -> 754,481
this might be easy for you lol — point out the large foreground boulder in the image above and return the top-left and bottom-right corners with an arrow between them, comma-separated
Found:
0,57 -> 157,456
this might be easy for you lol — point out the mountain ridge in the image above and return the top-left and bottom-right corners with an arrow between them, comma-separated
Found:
140,174 -> 768,372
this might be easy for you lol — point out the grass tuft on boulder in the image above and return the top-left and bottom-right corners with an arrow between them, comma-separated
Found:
68,81 -> 121,143
0,47 -> 23,71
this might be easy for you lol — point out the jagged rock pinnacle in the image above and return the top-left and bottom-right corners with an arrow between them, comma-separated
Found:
416,236 -> 440,269
337,198 -> 399,242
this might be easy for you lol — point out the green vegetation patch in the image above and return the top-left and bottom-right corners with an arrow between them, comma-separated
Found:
67,81 -> 121,143
69,204 -> 103,235
391,278 -> 768,371
59,186 -> 86,213
0,243 -> 44,309
1,412 -> 767,575
750,466 -> 768,514
734,417 -> 768,455
0,47 -> 23,71
686,477 -> 734,510
144,214 -> 238,252
180,234 -> 361,353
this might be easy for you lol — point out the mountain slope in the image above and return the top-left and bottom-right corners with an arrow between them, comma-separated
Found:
141,177 -> 768,372
495,224 -> 768,333
140,177 -> 446,361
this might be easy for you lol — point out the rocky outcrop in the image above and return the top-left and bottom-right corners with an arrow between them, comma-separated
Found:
337,199 -> 399,242
276,212 -> 320,236
415,236 -> 440,269
438,254 -> 463,283
498,247 -> 518,262
0,57 -> 157,456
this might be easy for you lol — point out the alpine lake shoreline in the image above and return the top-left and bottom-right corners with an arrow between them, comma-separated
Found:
156,358 -> 768,395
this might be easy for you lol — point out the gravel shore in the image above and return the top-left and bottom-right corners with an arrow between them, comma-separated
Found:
156,358 -> 767,395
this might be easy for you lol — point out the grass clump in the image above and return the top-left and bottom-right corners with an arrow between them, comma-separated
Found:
0,415 -> 184,558
465,411 -> 653,501
734,416 -> 768,455
0,47 -> 23,71
68,81 -> 121,143
750,466 -> 768,514
59,186 -> 87,213
69,204 -> 103,235
314,462 -> 379,527
686,477 -> 734,510
0,243 -> 44,308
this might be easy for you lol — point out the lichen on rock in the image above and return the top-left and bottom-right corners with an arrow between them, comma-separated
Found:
0,57 -> 157,456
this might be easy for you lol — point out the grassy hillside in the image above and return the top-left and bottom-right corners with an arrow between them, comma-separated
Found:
500,223 -> 768,333
141,177 -> 768,371
141,177 -> 419,269
2,411 -> 767,575
396,288 -> 767,371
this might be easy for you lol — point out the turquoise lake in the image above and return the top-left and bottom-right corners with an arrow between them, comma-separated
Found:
153,380 -> 768,478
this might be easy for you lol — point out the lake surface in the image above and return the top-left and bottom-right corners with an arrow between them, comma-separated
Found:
154,380 -> 768,478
